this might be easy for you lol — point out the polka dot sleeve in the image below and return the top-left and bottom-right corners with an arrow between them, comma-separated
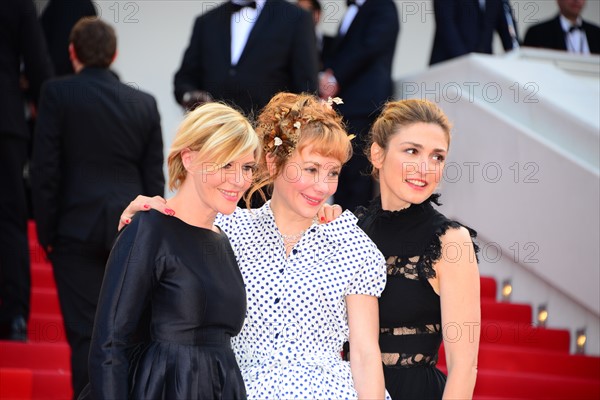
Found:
320,211 -> 387,298
346,239 -> 387,297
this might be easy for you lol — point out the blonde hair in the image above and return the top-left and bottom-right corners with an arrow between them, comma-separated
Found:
167,102 -> 260,191
367,99 -> 452,180
245,92 -> 352,206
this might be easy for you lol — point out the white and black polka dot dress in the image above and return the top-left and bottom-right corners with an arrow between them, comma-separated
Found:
216,202 -> 387,399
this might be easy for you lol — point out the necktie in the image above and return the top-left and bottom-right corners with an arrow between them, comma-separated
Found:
230,1 -> 256,13
346,0 -> 357,7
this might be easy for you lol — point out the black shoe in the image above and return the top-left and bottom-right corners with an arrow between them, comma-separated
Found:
7,315 -> 28,342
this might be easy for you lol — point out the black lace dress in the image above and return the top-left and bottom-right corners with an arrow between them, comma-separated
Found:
356,195 -> 478,400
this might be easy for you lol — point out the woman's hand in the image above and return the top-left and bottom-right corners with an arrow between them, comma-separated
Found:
316,203 -> 343,224
118,195 -> 173,231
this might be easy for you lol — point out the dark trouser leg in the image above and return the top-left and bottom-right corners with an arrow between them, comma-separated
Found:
0,135 -> 31,331
49,242 -> 108,399
334,116 -> 375,212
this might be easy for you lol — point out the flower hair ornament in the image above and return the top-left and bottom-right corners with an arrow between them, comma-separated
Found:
263,96 -> 353,157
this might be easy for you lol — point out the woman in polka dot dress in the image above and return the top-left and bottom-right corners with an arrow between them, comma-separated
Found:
120,93 -> 389,399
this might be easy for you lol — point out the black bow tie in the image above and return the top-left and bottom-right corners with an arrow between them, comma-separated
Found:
568,24 -> 583,33
346,0 -> 359,7
230,1 -> 256,13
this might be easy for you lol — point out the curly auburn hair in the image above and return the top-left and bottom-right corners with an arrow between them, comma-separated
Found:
245,92 -> 352,207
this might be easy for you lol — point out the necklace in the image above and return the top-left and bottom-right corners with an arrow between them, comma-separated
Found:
281,229 -> 308,245
278,216 -> 318,247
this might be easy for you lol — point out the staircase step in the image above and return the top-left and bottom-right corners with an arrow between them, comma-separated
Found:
480,276 -> 496,299
0,341 -> 70,370
481,300 -> 532,323
31,263 -> 57,290
475,369 -> 600,399
0,368 -> 33,399
31,369 -> 72,400
28,313 -> 66,343
30,287 -> 62,316
439,343 -> 600,379
480,321 -> 570,352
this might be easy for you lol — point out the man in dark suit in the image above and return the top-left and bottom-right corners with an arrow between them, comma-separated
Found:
320,0 -> 399,211
430,0 -> 518,65
31,18 -> 164,398
524,0 -> 600,55
0,0 -> 53,341
174,0 -> 319,116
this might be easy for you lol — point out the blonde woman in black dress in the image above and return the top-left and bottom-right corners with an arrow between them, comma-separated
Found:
83,103 -> 260,399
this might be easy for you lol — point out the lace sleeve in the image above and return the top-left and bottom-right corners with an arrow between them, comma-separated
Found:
417,221 -> 479,282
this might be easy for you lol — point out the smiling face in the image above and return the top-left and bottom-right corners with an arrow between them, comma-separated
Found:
371,122 -> 448,210
187,150 -> 256,216
270,145 -> 341,223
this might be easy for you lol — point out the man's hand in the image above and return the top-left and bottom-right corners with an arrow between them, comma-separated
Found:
319,69 -> 339,99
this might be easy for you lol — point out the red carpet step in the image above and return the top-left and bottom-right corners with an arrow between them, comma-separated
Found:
476,369 -> 600,399
480,276 -> 497,299
481,299 -> 532,323
0,368 -> 33,399
0,341 -> 70,370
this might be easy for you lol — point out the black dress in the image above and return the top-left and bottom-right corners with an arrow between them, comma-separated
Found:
85,210 -> 247,399
356,195 -> 478,400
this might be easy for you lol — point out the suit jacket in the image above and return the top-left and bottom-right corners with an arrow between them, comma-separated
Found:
174,0 -> 319,115
523,15 -> 600,55
31,68 -> 165,251
41,0 -> 97,76
0,0 -> 53,139
322,0 -> 399,118
430,0 -> 516,65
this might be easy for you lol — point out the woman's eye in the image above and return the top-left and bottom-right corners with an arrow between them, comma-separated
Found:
328,170 -> 340,178
223,162 -> 233,169
243,165 -> 256,173
304,167 -> 318,174
405,148 -> 416,155
432,154 -> 445,162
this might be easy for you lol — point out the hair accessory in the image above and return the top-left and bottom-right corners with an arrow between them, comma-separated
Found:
326,97 -> 344,107
263,96 -> 351,158
264,100 -> 313,157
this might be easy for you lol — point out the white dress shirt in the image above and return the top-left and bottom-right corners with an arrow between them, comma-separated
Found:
560,14 -> 590,55
339,0 -> 366,36
231,0 -> 266,65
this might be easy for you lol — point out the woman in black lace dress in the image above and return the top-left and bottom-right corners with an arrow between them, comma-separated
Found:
356,99 -> 481,399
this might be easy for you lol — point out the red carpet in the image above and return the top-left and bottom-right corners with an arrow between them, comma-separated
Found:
0,222 -> 72,399
0,222 -> 599,399
443,277 -> 600,399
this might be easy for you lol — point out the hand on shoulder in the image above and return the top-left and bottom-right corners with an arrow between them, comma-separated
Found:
118,195 -> 174,231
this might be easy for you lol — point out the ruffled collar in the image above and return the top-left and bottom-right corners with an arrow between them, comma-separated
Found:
363,193 -> 441,220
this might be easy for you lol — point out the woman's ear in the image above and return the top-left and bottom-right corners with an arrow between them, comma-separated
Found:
370,143 -> 384,170
181,149 -> 195,172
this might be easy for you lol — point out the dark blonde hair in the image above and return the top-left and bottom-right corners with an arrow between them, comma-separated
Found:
167,102 -> 260,191
245,92 -> 352,206
367,99 -> 452,180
